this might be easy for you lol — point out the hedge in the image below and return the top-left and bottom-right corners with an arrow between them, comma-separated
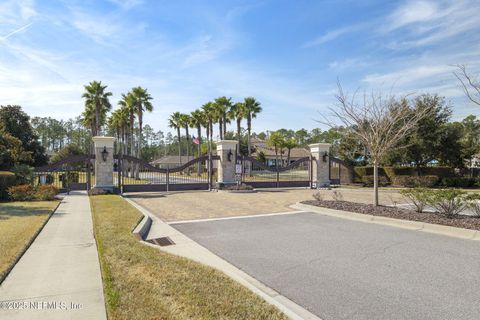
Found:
0,171 -> 17,200
354,166 -> 455,183
361,175 -> 389,187
391,175 -> 439,188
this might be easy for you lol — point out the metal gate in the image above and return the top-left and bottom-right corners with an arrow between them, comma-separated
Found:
118,154 -> 219,192
34,154 -> 94,193
239,156 -> 312,188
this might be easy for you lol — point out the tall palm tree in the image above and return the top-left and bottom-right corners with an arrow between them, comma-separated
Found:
118,93 -> 137,177
190,109 -> 205,157
202,102 -> 216,148
283,138 -> 298,165
81,103 -> 96,136
229,102 -> 246,153
130,87 -> 153,178
267,132 -> 284,169
179,113 -> 192,160
244,97 -> 262,156
118,93 -> 136,155
131,86 -> 154,158
168,112 -> 183,164
109,107 -> 130,155
108,110 -> 122,148
213,96 -> 232,140
82,81 -> 112,136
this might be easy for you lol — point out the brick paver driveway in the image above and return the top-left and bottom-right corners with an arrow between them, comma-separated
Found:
126,188 -> 405,221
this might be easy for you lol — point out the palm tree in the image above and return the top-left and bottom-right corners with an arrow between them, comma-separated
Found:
130,87 -> 153,178
267,132 -> 284,169
229,102 -> 246,153
108,109 -> 122,149
130,87 -> 154,159
81,103 -> 96,136
82,81 -> 112,136
243,97 -> 262,156
168,112 -> 183,164
190,109 -> 205,157
179,113 -> 192,160
131,87 -> 153,157
214,96 -> 232,139
202,102 -> 216,148
283,138 -> 298,165
118,93 -> 136,155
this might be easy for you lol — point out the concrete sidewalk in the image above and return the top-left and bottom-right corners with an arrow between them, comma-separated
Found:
0,191 -> 106,320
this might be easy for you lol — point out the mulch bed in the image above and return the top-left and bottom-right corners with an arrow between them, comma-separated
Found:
302,200 -> 480,231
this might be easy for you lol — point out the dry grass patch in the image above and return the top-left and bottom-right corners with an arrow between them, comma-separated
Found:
90,195 -> 286,320
0,201 -> 59,283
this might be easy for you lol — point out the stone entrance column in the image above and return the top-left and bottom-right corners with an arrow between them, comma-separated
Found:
309,143 -> 331,188
92,136 -> 116,192
216,140 -> 238,188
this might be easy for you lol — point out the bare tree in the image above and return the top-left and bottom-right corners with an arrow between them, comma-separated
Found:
322,83 -> 429,206
453,64 -> 480,106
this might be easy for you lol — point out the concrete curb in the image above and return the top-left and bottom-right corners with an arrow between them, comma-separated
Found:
124,197 -> 321,320
132,215 -> 152,241
292,202 -> 480,241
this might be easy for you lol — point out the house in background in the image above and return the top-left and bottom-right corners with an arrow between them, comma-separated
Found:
151,155 -> 218,169
151,156 -> 195,169
250,138 -> 309,167
252,146 -> 310,167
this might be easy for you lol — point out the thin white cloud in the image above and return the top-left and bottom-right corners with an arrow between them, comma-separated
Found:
303,25 -> 358,48
363,65 -> 451,87
0,22 -> 33,40
387,0 -> 441,31
384,0 -> 480,47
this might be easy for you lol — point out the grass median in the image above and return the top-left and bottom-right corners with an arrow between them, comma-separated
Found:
90,195 -> 286,320
0,201 -> 59,283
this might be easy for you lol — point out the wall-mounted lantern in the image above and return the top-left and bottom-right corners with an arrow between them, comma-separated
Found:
101,146 -> 109,162
227,149 -> 233,162
322,151 -> 328,162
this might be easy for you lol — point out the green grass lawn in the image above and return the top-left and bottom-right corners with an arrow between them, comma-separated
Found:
90,195 -> 286,320
0,201 -> 59,283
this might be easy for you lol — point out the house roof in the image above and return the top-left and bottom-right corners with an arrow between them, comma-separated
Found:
252,147 -> 310,158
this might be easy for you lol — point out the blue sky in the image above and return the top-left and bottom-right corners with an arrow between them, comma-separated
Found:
1,0 -> 479,134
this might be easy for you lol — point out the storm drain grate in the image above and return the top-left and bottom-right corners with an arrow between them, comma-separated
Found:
147,237 -> 175,247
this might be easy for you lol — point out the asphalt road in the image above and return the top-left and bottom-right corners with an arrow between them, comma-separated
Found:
173,212 -> 480,320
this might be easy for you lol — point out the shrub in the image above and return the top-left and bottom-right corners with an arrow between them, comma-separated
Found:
439,177 -> 475,188
12,164 -> 34,184
391,175 -> 438,187
425,189 -> 468,218
313,192 -> 323,201
464,193 -> 480,217
0,171 -> 17,200
7,184 -> 35,201
332,190 -> 343,201
400,188 -> 430,212
34,185 -> 58,200
361,175 -> 389,187
353,167 -> 386,182
383,166 -> 416,179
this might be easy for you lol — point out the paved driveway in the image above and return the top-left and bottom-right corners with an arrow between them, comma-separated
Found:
173,212 -> 480,320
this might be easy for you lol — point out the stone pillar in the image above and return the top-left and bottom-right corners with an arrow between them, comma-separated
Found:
309,143 -> 331,188
93,136 -> 115,191
216,140 -> 238,188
